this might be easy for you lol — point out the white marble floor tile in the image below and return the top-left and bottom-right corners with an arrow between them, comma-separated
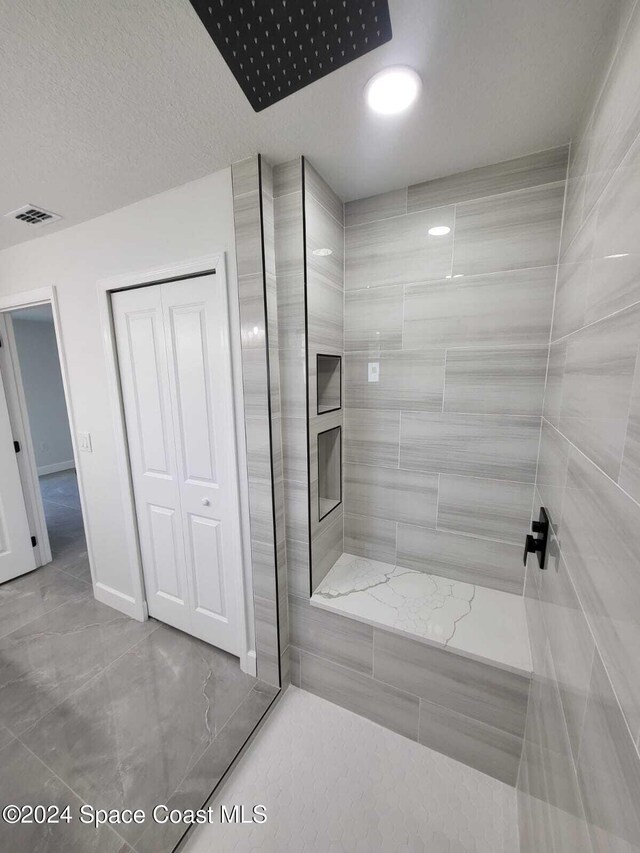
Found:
183,686 -> 518,853
312,553 -> 531,675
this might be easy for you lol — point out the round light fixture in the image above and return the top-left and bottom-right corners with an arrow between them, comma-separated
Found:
428,226 -> 451,237
365,66 -> 422,115
312,247 -> 333,257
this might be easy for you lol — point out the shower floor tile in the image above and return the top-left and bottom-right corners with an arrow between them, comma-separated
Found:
183,685 -> 518,853
311,553 -> 531,675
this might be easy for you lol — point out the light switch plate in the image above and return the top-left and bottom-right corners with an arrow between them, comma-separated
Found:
78,432 -> 92,453
368,362 -> 380,383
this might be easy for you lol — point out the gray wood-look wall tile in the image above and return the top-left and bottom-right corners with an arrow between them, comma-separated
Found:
437,474 -> 534,544
289,595 -> 373,675
345,188 -> 407,227
231,156 -> 260,199
253,595 -> 280,687
576,652 -> 640,852
345,206 -> 454,291
561,444 -> 640,741
274,192 -> 305,278
306,192 -> 345,289
373,629 -> 529,736
344,285 -> 403,352
585,134 -> 640,327
233,191 -> 264,278
345,350 -> 445,411
557,303 -> 640,480
305,160 -> 344,225
408,146 -> 569,212
344,513 -> 397,564
396,523 -> 524,595
283,478 -> 309,544
345,408 -> 400,467
289,645 -> 301,687
344,464 -> 438,528
281,415 -> 307,483
537,547 -> 595,764
403,267 -> 556,349
452,183 -> 565,277
299,650 -> 420,741
542,340 -> 567,427
551,212 -> 594,341
278,352 -> 307,420
286,538 -> 309,599
536,421 -> 570,539
311,508 -> 343,592
521,644 -> 593,849
582,2 -> 640,217
418,698 -> 522,785
307,274 -> 344,353
274,158 -> 302,198
399,412 -> 539,482
620,349 -> 640,504
444,346 -> 548,416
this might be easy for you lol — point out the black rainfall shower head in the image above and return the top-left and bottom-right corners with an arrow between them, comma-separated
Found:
188,0 -> 393,112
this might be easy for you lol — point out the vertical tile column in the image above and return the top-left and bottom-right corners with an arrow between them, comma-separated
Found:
304,161 -> 345,591
231,155 -> 287,687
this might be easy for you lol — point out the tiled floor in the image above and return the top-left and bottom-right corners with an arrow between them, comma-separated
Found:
0,470 -> 276,852
184,686 -> 519,853
312,553 -> 531,674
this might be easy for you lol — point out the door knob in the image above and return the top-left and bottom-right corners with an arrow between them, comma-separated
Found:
201,498 -> 210,506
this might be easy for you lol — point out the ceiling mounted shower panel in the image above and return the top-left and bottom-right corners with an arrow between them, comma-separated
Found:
188,0 -> 393,111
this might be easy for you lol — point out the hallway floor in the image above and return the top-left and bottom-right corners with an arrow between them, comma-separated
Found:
0,471 -> 276,852
184,686 -> 519,853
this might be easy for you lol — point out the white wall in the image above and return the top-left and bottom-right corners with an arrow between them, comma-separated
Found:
12,312 -> 74,474
0,168 -> 243,618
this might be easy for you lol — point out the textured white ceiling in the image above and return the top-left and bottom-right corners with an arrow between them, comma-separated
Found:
0,0 -> 619,250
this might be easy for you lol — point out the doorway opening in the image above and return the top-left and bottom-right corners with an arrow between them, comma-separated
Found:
8,304 -> 90,585
0,300 -> 91,589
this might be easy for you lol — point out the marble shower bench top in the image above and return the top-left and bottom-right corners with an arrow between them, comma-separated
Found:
311,553 -> 532,676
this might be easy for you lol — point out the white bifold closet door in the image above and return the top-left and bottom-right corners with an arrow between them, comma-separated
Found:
112,274 -> 243,657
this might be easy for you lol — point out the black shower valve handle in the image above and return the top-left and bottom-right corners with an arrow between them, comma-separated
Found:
523,534 -> 542,565
523,507 -> 550,570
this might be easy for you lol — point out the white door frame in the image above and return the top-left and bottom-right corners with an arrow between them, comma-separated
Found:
0,286 -> 95,582
97,254 -> 256,675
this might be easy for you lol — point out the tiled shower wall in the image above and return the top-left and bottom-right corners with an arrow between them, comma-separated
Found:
343,147 -> 568,595
276,158 -> 529,785
518,1 -> 640,850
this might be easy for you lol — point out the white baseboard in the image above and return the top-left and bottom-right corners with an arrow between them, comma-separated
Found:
94,581 -> 147,622
37,460 -> 75,476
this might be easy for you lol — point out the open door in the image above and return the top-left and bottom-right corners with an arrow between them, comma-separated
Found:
0,365 -> 36,583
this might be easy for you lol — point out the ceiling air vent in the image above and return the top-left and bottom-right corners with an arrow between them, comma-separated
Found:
5,205 -> 62,226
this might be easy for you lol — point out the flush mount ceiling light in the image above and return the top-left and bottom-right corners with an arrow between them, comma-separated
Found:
365,66 -> 422,115
312,247 -> 333,257
428,225 -> 451,236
